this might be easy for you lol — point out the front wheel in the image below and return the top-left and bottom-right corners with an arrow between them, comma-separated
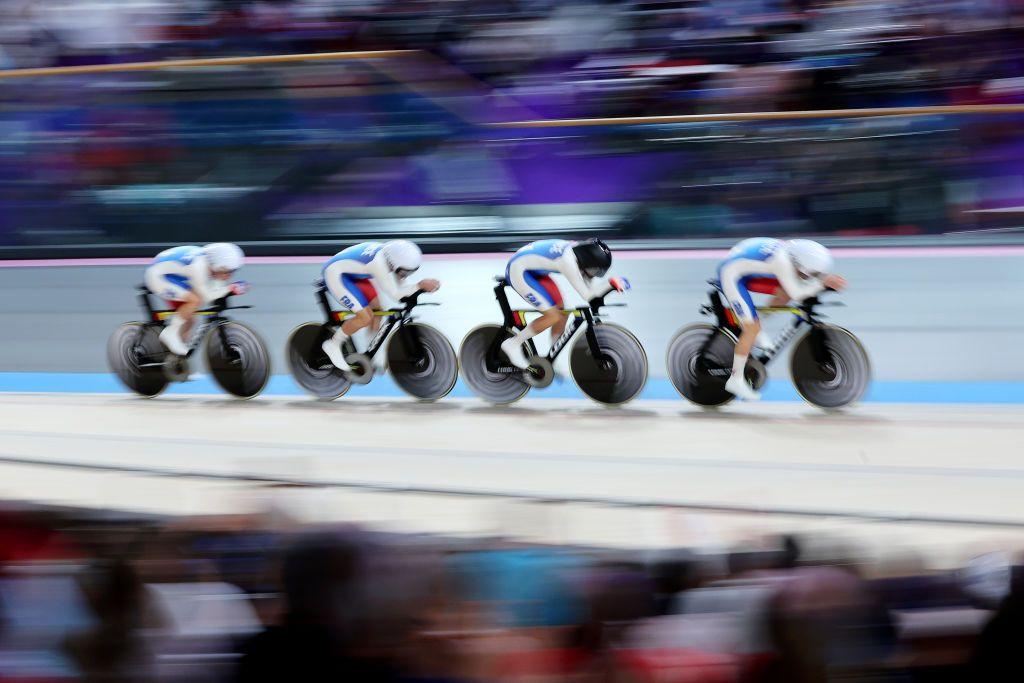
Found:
204,321 -> 271,399
458,324 -> 530,405
789,324 -> 871,409
570,323 -> 648,405
286,323 -> 351,400
386,323 -> 459,401
107,322 -> 169,397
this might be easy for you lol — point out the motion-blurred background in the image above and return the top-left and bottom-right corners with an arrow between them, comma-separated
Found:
2,0 -> 1024,255
3,2 -> 1024,682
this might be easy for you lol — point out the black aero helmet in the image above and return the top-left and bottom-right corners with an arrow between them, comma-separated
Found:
572,238 -> 612,278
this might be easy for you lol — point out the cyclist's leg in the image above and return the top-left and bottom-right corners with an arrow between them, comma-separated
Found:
353,280 -> 382,335
174,293 -> 202,342
745,276 -> 784,347
534,274 -> 568,342
720,265 -> 762,398
511,270 -> 565,330
504,268 -> 566,367
145,266 -> 199,354
323,265 -> 375,369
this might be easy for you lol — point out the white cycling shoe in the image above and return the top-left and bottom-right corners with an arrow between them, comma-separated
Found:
725,373 -> 761,401
500,338 -> 531,370
159,326 -> 190,356
321,339 -> 351,371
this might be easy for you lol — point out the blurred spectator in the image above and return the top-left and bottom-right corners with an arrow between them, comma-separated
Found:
235,528 -> 401,682
1,0 -> 1024,253
970,562 -> 1024,681
0,502 -> 1018,681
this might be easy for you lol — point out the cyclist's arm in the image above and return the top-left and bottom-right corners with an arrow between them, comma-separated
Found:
368,256 -> 417,301
559,251 -> 606,301
187,258 -> 230,304
772,254 -> 825,302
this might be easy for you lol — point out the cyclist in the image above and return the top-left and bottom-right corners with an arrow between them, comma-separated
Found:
501,238 -> 629,369
144,243 -> 247,356
718,237 -> 847,400
320,240 -> 440,371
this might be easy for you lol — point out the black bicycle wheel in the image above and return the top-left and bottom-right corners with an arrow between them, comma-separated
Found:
666,323 -> 737,407
107,322 -> 169,397
286,323 -> 351,400
458,324 -> 530,405
569,323 -> 648,405
789,324 -> 871,409
386,323 -> 458,401
204,321 -> 271,399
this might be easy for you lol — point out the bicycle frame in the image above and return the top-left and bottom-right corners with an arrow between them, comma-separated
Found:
135,285 -> 250,360
486,278 -> 613,372
700,281 -> 836,367
312,279 -> 433,360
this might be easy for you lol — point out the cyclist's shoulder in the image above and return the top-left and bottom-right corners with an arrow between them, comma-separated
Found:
727,237 -> 783,260
514,239 -> 571,257
153,245 -> 202,264
332,241 -> 383,260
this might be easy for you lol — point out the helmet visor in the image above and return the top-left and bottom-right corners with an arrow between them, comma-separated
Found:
395,266 -> 418,281
583,265 -> 608,278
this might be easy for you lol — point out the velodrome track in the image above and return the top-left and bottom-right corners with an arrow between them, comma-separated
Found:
2,247 -> 1024,388
1,247 -> 1023,568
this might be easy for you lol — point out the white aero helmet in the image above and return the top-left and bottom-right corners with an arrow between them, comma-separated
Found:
202,242 -> 244,273
786,239 -> 833,279
381,240 -> 422,276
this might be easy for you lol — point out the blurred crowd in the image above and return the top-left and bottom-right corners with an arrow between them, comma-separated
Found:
1,502 -> 1023,682
2,0 -> 1024,117
2,1 -> 1024,253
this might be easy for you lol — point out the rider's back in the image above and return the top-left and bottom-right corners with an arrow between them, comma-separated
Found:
152,245 -> 202,266
726,237 -> 781,263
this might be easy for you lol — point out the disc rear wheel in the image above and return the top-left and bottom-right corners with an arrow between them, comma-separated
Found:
107,322 -> 169,397
286,323 -> 351,400
666,323 -> 737,407
458,324 -> 530,405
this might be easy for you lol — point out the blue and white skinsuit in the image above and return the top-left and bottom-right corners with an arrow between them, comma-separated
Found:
505,239 -> 608,310
144,245 -> 231,305
322,242 -> 418,311
717,237 -> 826,323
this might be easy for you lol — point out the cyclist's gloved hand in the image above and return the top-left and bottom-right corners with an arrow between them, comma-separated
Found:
417,278 -> 441,293
609,277 -> 631,292
229,280 -> 250,296
821,274 -> 846,292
